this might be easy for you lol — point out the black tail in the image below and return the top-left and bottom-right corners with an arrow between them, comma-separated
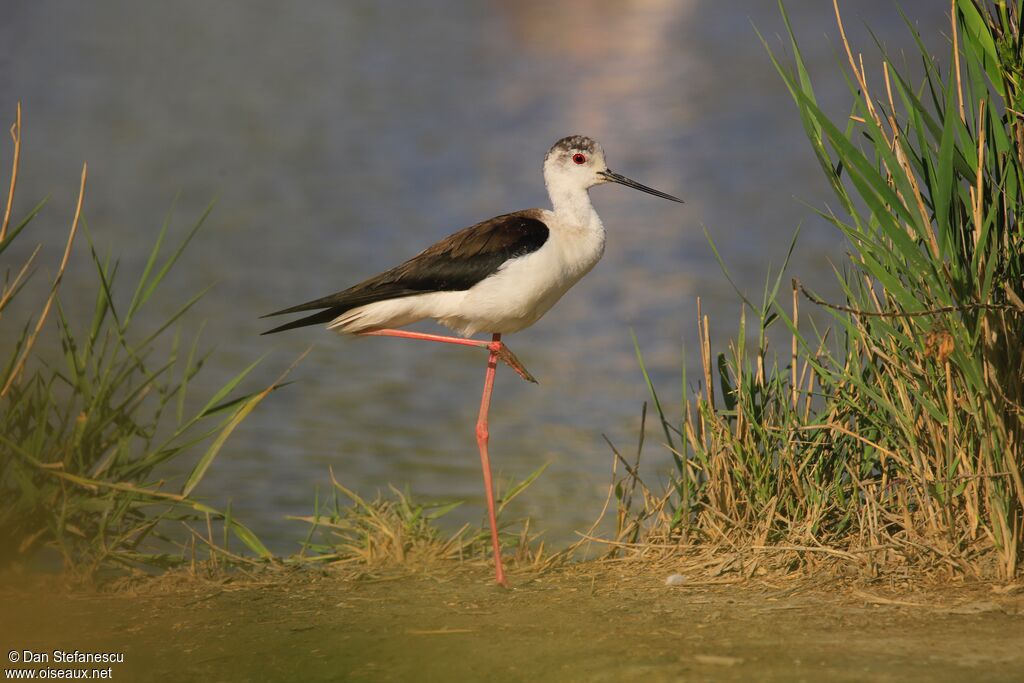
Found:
261,307 -> 345,335
260,292 -> 355,319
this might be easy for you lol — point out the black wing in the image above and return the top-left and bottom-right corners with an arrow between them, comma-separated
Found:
261,210 -> 549,334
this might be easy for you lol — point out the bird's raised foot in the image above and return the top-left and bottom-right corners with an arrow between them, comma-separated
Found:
488,341 -> 537,384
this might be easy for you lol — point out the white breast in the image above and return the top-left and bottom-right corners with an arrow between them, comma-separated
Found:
437,210 -> 606,335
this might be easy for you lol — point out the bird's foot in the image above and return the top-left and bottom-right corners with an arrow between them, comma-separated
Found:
488,340 -> 537,384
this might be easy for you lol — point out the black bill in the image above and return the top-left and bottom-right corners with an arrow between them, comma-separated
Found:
599,170 -> 683,203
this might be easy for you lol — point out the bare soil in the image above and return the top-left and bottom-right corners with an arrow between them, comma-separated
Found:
2,563 -> 1023,682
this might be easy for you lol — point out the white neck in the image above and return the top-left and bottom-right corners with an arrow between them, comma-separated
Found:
545,172 -> 598,229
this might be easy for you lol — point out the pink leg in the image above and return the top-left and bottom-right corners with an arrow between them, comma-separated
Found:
361,328 -> 515,585
358,328 -> 536,383
476,333 -> 507,586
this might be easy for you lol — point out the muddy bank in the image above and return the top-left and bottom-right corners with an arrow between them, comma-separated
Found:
3,564 -> 1022,682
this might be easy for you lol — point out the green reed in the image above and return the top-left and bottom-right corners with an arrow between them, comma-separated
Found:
616,1 -> 1022,579
0,119 -> 288,575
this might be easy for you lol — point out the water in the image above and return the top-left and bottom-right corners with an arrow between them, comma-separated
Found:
1,0 -> 946,552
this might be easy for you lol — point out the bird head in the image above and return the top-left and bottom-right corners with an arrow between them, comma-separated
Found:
543,135 -> 683,203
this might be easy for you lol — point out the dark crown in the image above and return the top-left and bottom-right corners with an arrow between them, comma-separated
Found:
547,135 -> 597,158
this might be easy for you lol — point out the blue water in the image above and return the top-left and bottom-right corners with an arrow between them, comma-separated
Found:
0,0 -> 946,552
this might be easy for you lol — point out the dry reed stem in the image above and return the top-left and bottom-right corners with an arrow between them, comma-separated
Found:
735,308 -> 746,439
796,279 -> 1016,317
853,589 -> 929,607
185,526 -> 261,567
0,243 -> 40,315
1,103 -> 21,243
791,281 -> 798,410
751,544 -> 859,562
793,422 -> 899,462
1,162 -> 86,398
833,1 -> 882,129
952,0 -> 966,123
883,63 -> 935,252
973,99 -> 987,262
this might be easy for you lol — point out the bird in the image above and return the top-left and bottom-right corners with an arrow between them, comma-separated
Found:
262,135 -> 682,586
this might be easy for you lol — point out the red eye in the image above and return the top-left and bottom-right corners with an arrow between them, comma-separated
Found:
572,153 -> 586,165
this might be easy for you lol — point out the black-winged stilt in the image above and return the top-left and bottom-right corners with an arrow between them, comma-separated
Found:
263,135 -> 682,586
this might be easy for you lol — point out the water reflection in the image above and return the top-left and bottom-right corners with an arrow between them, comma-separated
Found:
0,0 -> 946,549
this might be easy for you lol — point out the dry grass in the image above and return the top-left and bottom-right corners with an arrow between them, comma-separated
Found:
288,465 -> 557,575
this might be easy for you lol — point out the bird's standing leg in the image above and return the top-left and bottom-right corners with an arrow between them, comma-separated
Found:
475,333 -> 507,587
357,328 -> 537,383
358,328 -> 527,585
